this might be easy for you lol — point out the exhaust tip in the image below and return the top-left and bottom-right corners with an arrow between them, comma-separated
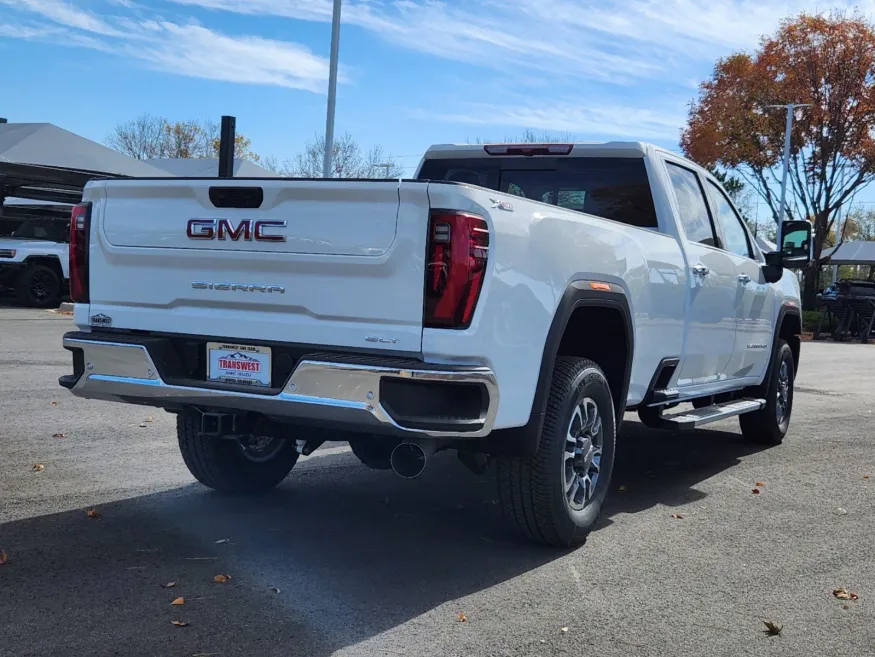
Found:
390,442 -> 428,479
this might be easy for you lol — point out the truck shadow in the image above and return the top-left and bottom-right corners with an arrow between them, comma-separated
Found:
0,420 -> 765,657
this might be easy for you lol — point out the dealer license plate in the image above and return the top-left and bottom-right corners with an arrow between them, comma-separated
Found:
206,342 -> 272,388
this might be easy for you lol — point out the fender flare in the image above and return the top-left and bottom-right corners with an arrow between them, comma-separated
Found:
22,254 -> 65,279
486,280 -> 634,457
769,303 -> 802,378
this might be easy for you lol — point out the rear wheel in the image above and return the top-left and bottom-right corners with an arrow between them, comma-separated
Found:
497,357 -> 616,547
176,411 -> 299,493
739,340 -> 795,445
17,265 -> 61,308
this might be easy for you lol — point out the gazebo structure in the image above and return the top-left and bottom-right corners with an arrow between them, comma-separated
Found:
814,241 -> 875,343
0,122 -> 170,234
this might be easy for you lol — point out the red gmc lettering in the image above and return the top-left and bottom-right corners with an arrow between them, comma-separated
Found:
217,219 -> 252,241
186,219 -> 286,242
254,220 -> 286,242
186,219 -> 215,239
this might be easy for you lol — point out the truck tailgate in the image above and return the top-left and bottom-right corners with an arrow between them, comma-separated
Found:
85,179 -> 429,353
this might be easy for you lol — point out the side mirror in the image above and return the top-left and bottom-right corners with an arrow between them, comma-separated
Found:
778,220 -> 813,268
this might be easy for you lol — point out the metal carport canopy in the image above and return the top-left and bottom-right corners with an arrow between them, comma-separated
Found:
0,123 -> 169,204
820,241 -> 875,266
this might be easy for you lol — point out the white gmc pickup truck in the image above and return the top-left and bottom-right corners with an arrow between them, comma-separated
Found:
59,142 -> 813,547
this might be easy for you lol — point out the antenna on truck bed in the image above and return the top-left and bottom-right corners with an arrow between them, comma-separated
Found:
218,115 -> 236,178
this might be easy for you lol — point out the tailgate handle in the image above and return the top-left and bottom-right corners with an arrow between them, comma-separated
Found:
209,186 -> 264,209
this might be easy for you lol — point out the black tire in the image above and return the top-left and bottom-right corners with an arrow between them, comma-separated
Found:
497,357 -> 616,547
176,411 -> 299,493
17,265 -> 61,308
739,340 -> 795,445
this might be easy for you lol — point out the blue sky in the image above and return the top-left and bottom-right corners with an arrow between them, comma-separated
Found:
1,0 -> 874,184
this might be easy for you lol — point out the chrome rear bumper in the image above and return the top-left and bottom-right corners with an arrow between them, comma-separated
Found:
60,336 -> 498,438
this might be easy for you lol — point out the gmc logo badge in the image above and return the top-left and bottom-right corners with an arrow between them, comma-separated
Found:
186,219 -> 287,242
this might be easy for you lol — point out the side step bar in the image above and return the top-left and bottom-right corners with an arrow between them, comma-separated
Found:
659,398 -> 765,431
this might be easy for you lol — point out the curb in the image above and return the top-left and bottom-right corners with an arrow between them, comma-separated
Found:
58,302 -> 74,313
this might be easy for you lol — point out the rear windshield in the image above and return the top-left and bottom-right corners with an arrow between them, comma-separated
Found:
417,156 -> 658,229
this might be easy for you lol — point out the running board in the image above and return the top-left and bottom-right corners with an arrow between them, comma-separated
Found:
659,398 -> 766,430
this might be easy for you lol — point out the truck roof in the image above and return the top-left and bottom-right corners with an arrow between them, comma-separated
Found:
422,142 -> 655,159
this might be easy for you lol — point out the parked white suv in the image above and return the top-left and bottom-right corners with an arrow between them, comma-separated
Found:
59,142 -> 812,547
0,218 -> 69,307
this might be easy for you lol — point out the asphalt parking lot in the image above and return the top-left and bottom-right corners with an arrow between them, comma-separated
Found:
1,306 -> 873,657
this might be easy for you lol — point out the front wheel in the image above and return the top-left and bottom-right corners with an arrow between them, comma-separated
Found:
177,411 -> 300,493
739,339 -> 795,445
497,357 -> 616,547
17,265 -> 61,308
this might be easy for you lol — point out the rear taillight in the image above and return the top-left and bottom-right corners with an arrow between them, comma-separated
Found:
424,211 -> 489,329
69,202 -> 91,303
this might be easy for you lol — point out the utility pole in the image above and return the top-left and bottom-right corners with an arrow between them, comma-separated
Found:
766,103 -> 811,248
834,167 -> 847,284
322,0 -> 342,178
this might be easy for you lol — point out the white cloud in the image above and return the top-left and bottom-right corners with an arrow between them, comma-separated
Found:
412,101 -> 687,141
167,0 -> 875,82
0,0 -> 333,91
162,0 -> 875,140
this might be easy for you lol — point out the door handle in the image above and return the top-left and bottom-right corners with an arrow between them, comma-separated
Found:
691,264 -> 709,277
738,274 -> 751,284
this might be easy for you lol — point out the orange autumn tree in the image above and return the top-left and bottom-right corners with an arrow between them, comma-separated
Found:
681,12 -> 875,305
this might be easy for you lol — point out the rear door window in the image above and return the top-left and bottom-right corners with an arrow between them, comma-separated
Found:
417,157 -> 658,229
665,162 -> 717,247
706,180 -> 753,259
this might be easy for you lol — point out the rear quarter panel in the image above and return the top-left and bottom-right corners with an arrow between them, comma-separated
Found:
422,182 -> 687,429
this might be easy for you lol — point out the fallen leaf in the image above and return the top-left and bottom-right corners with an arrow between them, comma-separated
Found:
162,582 -> 177,589
214,538 -> 230,544
457,612 -> 467,623
560,627 -> 569,633
52,432 -> 66,439
270,587 -> 281,594
0,550 -> 7,565
864,475 -> 870,480
50,401 -> 58,407
762,621 -> 783,636
171,597 -> 185,606
86,508 -> 102,519
32,463 -> 45,472
670,513 -> 683,519
833,588 -> 859,601
752,489 -> 760,495
170,620 -> 189,627
213,574 -> 231,583
755,481 -> 765,487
